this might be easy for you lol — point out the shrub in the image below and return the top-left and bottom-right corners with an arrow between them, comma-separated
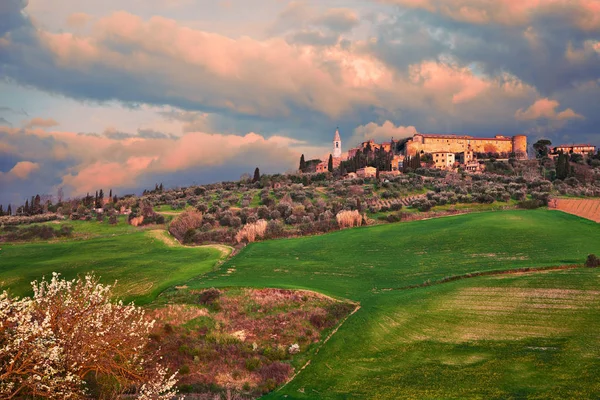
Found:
336,210 -> 362,229
179,364 -> 190,374
288,343 -> 300,354
518,199 -> 541,209
169,209 -> 203,241
585,254 -> 600,268
198,288 -> 221,305
258,362 -> 292,384
235,219 -> 268,243
245,357 -> 261,372
0,273 -> 177,399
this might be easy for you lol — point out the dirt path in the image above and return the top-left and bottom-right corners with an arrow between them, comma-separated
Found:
147,230 -> 233,258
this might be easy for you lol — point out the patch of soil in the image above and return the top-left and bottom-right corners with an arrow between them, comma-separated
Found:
147,288 -> 354,398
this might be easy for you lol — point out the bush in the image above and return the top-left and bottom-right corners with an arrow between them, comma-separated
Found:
245,357 -> 261,372
198,288 -> 221,305
0,273 -> 177,399
518,199 -> 541,209
235,219 -> 268,243
258,362 -> 292,384
169,209 -> 203,241
585,254 -> 600,268
336,210 -> 362,228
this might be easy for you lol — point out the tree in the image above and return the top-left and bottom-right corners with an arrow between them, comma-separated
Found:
555,152 -> 570,180
253,167 -> 261,183
113,195 -> 118,204
328,154 -> 333,172
57,187 -> 64,204
0,273 -> 178,399
533,139 -> 552,159
109,189 -> 112,199
7,204 -> 11,216
299,154 -> 306,172
0,205 -> 3,216
24,199 -> 30,215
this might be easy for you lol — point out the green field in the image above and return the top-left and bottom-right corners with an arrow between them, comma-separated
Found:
1,209 -> 600,397
0,225 -> 224,305
182,210 -> 600,399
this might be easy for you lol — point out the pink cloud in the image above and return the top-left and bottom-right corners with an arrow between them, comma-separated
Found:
515,98 -> 584,121
0,161 -> 40,181
24,117 -> 60,129
18,128 -> 311,196
66,12 -> 93,28
350,121 -> 418,146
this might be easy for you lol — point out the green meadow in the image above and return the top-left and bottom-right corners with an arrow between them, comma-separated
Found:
1,209 -> 600,397
185,210 -> 600,399
0,221 -> 224,305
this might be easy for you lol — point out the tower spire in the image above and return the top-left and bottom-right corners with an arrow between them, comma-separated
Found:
333,127 -> 342,158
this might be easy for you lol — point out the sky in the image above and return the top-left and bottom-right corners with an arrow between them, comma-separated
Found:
1,0 -> 599,206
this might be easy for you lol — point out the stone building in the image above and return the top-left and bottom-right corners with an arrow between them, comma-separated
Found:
552,144 -> 596,156
432,152 -> 456,169
356,166 -> 377,178
405,133 -> 527,159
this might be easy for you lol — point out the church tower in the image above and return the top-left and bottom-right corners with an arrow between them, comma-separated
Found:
333,127 -> 342,158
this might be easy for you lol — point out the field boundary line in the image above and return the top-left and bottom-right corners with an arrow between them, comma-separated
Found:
276,302 -> 361,393
378,264 -> 584,292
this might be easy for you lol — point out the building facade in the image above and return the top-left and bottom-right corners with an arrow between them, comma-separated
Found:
552,144 -> 596,156
432,152 -> 456,169
405,134 -> 527,159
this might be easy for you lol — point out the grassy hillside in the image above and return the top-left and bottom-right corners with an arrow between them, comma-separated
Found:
182,209 -> 600,399
0,226 -> 224,305
2,209 -> 600,397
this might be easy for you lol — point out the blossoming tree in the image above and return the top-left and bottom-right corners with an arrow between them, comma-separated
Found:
0,273 -> 178,399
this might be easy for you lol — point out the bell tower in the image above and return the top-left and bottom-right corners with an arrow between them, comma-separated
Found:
333,127 -> 342,158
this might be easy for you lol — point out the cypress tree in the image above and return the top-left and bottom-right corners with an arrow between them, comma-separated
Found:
7,204 -> 11,216
0,205 -> 4,216
24,199 -> 29,215
109,189 -> 112,199
253,167 -> 261,183
328,154 -> 333,172
299,154 -> 306,172
113,195 -> 118,204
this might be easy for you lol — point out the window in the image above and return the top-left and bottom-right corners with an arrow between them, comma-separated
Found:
336,143 -> 339,148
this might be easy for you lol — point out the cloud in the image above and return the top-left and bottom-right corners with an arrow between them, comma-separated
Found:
314,8 -> 360,33
515,98 -> 584,121
0,125 -> 311,196
0,117 -> 12,127
0,161 -> 40,181
158,110 -> 211,133
349,121 -> 418,146
66,12 -> 93,28
380,0 -> 600,31
25,117 -> 60,129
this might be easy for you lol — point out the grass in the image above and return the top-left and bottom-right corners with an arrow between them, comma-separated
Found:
0,228 -> 224,305
181,209 -> 600,399
0,216 -> 138,240
2,209 -> 600,397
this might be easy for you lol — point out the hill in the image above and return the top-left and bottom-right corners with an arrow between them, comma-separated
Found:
181,209 -> 600,399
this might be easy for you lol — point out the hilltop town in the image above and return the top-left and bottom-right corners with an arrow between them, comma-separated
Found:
303,129 -> 597,179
